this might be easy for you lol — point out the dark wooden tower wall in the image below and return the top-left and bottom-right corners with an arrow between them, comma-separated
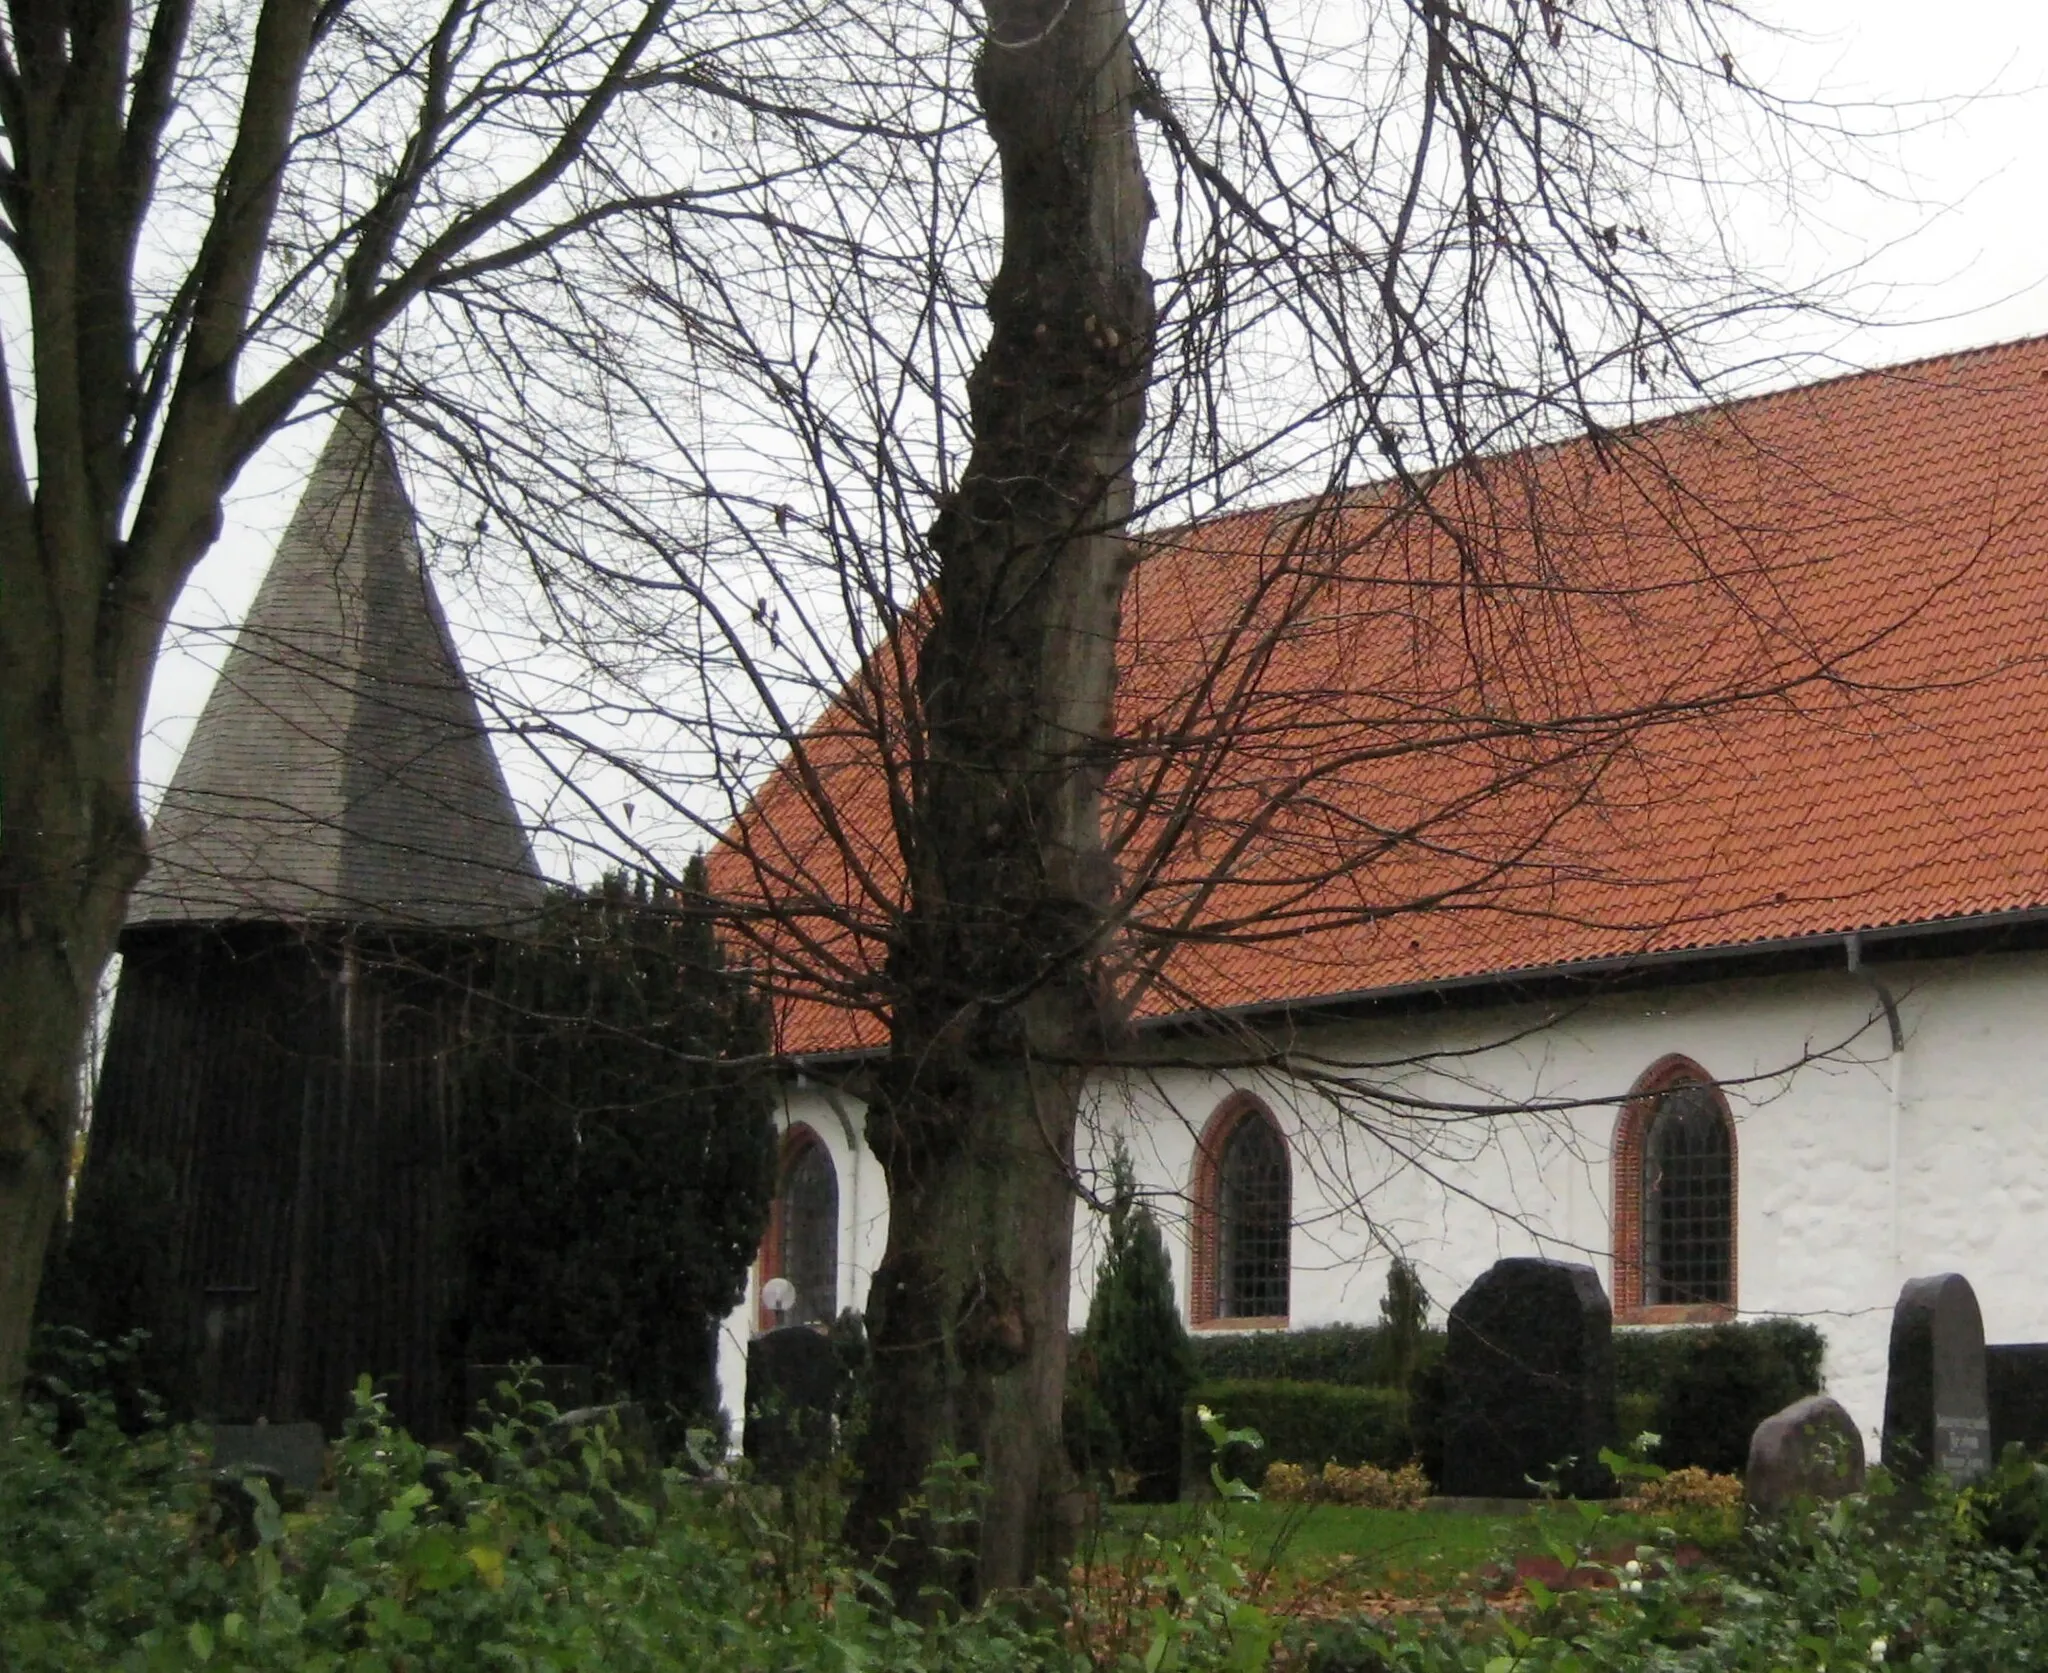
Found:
84,926 -> 474,1434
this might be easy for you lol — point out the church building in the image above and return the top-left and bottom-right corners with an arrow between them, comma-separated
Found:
720,335 -> 2048,1439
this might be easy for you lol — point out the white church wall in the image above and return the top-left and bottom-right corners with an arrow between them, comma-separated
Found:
724,945 -> 2048,1458
716,1080 -> 888,1435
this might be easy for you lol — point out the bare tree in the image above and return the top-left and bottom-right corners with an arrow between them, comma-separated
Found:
0,0 -> 886,1398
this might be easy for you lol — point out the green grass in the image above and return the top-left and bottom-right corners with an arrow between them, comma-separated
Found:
1091,1500 -> 1740,1600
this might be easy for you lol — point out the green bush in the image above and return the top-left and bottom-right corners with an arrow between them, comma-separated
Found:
1614,1319 -> 1824,1475
1408,1352 -> 1449,1490
1373,1260 -> 1431,1393
21,1329 -> 2048,1672
1318,1471 -> 2048,1668
1187,1379 -> 1412,1490
1189,1322 -> 1447,1388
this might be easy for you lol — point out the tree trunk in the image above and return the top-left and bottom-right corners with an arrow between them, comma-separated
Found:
846,0 -> 1154,1602
0,731 -> 148,1399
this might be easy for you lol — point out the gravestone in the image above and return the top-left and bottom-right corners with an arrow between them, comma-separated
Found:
1745,1394 -> 1865,1514
1441,1258 -> 1616,1500
1988,1343 -> 2048,1456
745,1325 -> 838,1483
1882,1272 -> 1990,1487
206,1420 -> 325,1494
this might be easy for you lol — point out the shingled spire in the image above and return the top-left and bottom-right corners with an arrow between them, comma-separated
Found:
133,398 -> 543,928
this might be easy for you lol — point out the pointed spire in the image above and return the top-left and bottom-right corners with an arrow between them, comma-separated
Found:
132,395 -> 545,929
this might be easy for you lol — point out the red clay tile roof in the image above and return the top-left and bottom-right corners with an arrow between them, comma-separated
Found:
719,336 -> 2048,1054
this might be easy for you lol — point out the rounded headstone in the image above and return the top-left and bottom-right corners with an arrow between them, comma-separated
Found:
1882,1273 -> 1990,1487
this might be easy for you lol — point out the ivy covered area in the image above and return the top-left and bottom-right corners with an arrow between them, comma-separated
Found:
13,1348 -> 2048,1671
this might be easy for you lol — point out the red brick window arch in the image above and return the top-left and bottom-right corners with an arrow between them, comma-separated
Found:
1613,1056 -> 1737,1324
1190,1095 -> 1291,1328
757,1125 -> 838,1330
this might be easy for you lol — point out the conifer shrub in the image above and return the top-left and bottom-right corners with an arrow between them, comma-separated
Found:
1409,1352 -> 1449,1487
1077,1146 -> 1196,1501
1372,1259 -> 1431,1393
459,863 -> 775,1448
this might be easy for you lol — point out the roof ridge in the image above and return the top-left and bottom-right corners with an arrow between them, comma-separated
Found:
1133,331 -> 2048,544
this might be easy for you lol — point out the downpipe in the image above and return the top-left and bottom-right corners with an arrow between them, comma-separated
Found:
1846,933 -> 1905,1268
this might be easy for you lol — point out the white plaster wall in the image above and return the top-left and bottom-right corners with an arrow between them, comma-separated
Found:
727,947 -> 2048,1454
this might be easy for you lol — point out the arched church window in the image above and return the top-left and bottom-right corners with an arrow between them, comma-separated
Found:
760,1128 -> 838,1329
1192,1097 -> 1291,1325
1614,1058 -> 1736,1322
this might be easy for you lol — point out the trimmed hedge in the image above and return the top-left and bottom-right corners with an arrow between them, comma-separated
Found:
1613,1318 -> 1823,1399
1176,1316 -> 1823,1493
1189,1324 -> 1447,1388
1411,1319 -> 1819,1489
1658,1323 -> 1824,1475
1185,1378 -> 1411,1490
1616,1319 -> 1825,1475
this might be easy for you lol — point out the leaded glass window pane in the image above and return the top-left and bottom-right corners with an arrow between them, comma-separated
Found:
1642,1082 -> 1733,1307
1218,1115 -> 1290,1318
779,1142 -> 838,1326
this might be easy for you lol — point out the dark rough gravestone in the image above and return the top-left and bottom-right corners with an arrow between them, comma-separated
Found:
745,1325 -> 838,1484
1745,1394 -> 1865,1514
1988,1344 -> 2048,1456
1442,1258 -> 1616,1500
207,1420 -> 325,1494
1882,1273 -> 1990,1487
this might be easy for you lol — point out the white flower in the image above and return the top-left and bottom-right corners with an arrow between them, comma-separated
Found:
1624,1560 -> 1642,1578
1621,1578 -> 1643,1594
1870,1637 -> 1888,1664
1196,1405 -> 1215,1424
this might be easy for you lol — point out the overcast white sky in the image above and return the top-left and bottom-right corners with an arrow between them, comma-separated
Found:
139,1 -> 2048,848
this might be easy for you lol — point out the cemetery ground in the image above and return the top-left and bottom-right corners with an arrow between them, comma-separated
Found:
14,1377 -> 2048,1673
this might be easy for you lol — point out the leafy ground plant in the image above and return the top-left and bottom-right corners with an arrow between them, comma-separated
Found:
1,1363 -> 1076,1672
